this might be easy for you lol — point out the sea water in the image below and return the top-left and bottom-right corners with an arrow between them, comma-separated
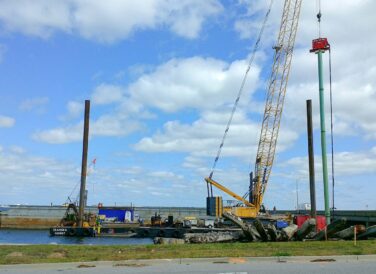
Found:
0,229 -> 153,245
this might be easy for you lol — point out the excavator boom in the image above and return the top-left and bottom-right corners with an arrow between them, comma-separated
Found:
205,177 -> 255,208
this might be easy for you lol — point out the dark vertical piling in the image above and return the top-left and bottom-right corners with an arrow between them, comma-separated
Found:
78,100 -> 90,227
306,100 -> 316,219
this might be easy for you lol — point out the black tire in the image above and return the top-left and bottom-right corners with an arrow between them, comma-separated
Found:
67,228 -> 76,236
142,230 -> 149,237
173,231 -> 180,238
83,228 -> 91,236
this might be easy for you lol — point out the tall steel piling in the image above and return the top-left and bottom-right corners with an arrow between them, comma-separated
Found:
317,50 -> 330,225
306,100 -> 316,220
78,100 -> 90,227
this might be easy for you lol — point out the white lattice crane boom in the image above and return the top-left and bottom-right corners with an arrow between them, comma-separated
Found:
252,0 -> 303,210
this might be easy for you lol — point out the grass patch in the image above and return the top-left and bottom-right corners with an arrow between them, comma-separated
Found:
0,240 -> 375,265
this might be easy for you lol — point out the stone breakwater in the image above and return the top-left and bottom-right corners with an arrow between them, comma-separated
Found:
0,205 -> 206,229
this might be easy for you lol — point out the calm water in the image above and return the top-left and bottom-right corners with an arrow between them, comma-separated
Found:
0,229 -> 153,245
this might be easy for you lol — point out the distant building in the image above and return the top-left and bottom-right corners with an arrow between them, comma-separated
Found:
297,203 -> 311,211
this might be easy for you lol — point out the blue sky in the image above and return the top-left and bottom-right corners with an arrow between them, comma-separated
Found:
0,0 -> 375,210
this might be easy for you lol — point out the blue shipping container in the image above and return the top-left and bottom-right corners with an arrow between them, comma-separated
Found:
98,208 -> 134,222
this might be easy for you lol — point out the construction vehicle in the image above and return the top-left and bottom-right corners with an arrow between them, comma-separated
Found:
59,203 -> 97,227
50,100 -> 98,237
206,0 -> 303,219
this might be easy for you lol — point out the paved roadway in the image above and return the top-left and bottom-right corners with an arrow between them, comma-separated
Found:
0,255 -> 375,274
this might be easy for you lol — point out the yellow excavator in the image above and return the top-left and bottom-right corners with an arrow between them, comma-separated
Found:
206,0 -> 303,219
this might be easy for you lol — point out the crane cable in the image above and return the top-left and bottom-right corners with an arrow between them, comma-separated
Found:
207,0 -> 274,196
329,45 -> 335,216
316,0 -> 322,37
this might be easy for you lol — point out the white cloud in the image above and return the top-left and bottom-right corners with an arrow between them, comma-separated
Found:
92,83 -> 124,105
148,171 -> 183,180
0,0 -> 222,43
33,111 -> 143,144
160,0 -> 222,39
0,147 -> 82,205
234,19 -> 262,40
32,124 -> 83,144
135,108 -> 298,162
19,97 -> 49,113
9,0 -> 376,209
280,148 -> 376,178
0,115 -> 15,128
0,0 -> 72,39
91,113 -> 143,137
232,0 -> 376,142
233,0 -> 282,43
34,55 -> 261,144
66,101 -> 84,119
9,146 -> 26,154
129,56 -> 261,112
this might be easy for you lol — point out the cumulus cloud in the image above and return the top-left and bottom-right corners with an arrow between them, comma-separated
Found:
33,112 -> 143,144
0,147 -> 79,204
19,97 -> 49,113
66,101 -> 84,118
92,83 -> 124,105
9,146 -> 26,154
0,115 -> 15,127
233,0 -> 282,43
277,0 -> 376,141
232,1 -> 376,142
129,56 -> 261,112
134,108 -> 299,164
0,0 -> 222,43
10,0 -> 376,208
33,123 -> 83,144
34,55 -> 261,144
281,148 -> 376,178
